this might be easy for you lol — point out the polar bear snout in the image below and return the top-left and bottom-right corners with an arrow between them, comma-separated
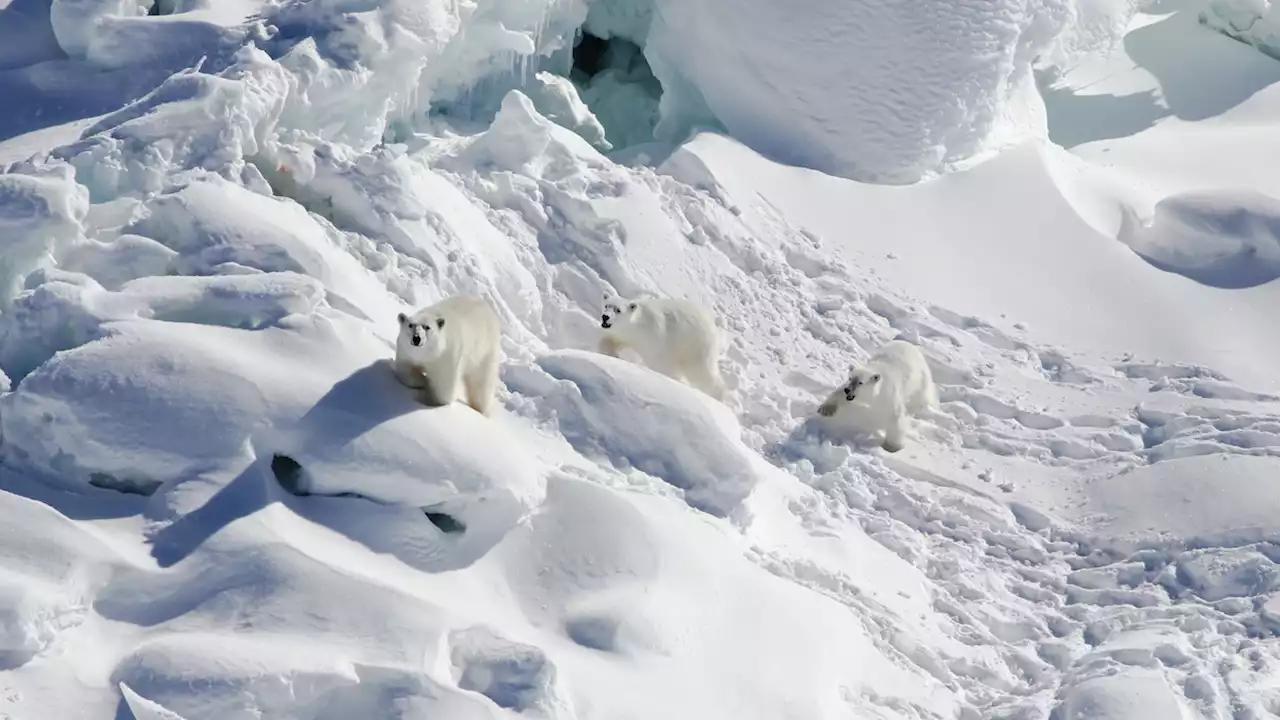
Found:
601,314 -> 612,329
411,330 -> 423,346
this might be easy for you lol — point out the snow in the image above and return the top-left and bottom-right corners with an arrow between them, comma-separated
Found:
645,0 -> 1076,182
3,0 -> 1280,718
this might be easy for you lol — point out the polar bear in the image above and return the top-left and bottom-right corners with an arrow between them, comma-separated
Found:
597,293 -> 728,400
816,339 -> 938,452
395,294 -> 501,416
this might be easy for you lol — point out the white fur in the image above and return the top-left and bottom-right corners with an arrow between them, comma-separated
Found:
395,294 -> 501,416
816,339 -> 938,452
597,293 -> 728,401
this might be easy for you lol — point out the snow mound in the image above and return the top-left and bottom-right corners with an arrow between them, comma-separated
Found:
448,90 -> 608,179
646,0 -> 1075,182
509,350 -> 758,516
6,0 -> 1280,717
1120,188 -> 1280,288
1056,668 -> 1192,719
271,358 -> 547,559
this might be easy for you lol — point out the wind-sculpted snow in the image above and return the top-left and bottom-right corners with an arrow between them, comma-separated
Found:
646,0 -> 1076,182
3,0 -> 1280,718
1119,188 -> 1280,289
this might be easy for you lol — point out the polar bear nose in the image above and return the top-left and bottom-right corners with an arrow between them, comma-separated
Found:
411,333 -> 423,347
601,314 -> 611,327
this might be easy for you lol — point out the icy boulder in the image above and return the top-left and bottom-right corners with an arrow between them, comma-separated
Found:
645,0 -> 1074,183
524,72 -> 612,152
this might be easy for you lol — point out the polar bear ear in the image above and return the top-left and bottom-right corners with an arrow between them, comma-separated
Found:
436,317 -> 446,329
397,312 -> 407,325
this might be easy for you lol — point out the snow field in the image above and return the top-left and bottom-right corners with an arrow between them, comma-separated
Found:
2,0 -> 1280,718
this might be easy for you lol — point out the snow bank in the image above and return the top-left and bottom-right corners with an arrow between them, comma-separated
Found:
508,350 -> 758,516
48,0 -> 151,59
492,474 -> 958,719
646,0 -> 1075,182
1119,188 -> 1280,289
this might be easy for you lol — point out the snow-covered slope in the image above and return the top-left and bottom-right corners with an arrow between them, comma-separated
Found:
2,0 -> 1280,718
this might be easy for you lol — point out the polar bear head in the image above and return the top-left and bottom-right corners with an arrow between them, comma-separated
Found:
600,293 -> 640,331
398,311 -> 447,356
843,367 -> 883,402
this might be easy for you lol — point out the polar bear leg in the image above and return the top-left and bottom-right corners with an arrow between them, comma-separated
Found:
882,412 -> 909,453
817,390 -> 842,417
919,379 -> 940,413
882,422 -> 906,453
682,356 -> 727,401
394,360 -> 428,390
464,351 -> 500,416
428,366 -> 461,408
907,370 -> 939,414
598,334 -> 627,358
649,353 -> 688,384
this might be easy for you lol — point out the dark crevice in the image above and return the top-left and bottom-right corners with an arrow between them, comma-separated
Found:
424,510 -> 466,534
88,471 -> 161,496
567,29 -> 662,150
269,453 -> 466,534
572,32 -> 610,77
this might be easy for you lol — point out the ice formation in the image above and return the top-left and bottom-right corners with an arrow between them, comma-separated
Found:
3,0 -> 1280,718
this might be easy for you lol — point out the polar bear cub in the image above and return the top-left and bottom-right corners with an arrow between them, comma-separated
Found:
817,339 -> 938,453
598,293 -> 728,400
395,294 -> 501,416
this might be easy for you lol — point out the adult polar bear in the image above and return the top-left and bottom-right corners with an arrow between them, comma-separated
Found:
395,294 -> 501,416
598,293 -> 728,401
817,339 -> 937,452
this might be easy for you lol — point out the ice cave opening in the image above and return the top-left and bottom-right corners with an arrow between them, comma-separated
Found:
427,22 -> 664,157
567,29 -> 663,152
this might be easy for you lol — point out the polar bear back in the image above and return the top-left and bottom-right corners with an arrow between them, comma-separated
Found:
632,298 -> 720,362
867,339 -> 932,410
440,294 -> 497,354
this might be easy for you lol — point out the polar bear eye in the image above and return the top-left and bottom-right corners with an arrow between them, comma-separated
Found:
628,303 -> 637,311
436,317 -> 446,329
871,374 -> 881,382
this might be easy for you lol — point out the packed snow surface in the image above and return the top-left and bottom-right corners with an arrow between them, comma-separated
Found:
3,0 -> 1280,719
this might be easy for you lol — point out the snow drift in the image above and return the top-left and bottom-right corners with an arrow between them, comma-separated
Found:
645,0 -> 1077,182
3,0 -> 1280,718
